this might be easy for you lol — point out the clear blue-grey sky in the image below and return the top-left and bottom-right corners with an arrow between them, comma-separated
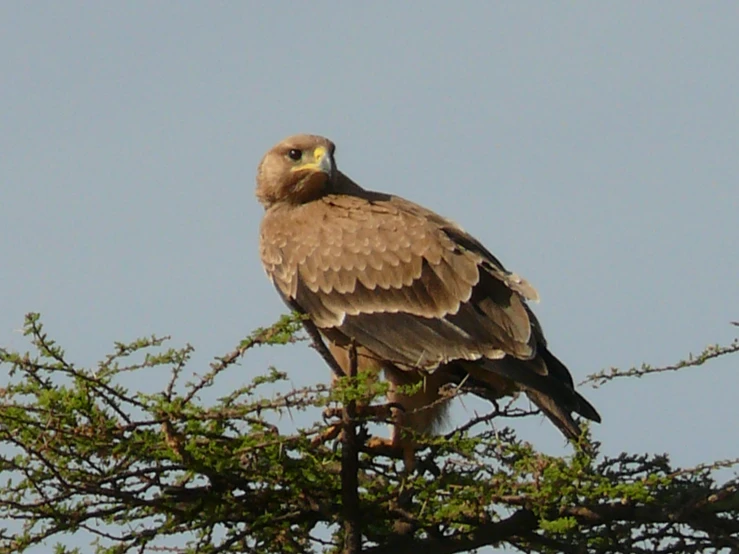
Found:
1,3 -> 737,552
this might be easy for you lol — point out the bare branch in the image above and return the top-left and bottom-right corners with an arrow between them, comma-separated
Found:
341,340 -> 362,553
581,335 -> 739,388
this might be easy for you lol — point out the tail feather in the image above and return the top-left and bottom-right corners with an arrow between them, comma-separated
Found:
524,389 -> 585,442
452,346 -> 601,443
538,347 -> 601,423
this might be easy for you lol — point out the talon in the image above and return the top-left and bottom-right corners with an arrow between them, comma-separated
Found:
384,402 -> 406,413
321,407 -> 343,421
355,402 -> 405,421
364,436 -> 417,470
365,436 -> 398,454
310,423 -> 342,446
364,436 -> 404,456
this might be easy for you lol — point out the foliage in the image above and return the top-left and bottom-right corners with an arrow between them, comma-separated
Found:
0,314 -> 737,553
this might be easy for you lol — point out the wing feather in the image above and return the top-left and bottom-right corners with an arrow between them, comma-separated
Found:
261,193 -> 537,365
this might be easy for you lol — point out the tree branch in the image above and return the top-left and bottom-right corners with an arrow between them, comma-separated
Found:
364,509 -> 538,554
342,340 -> 362,553
581,334 -> 739,388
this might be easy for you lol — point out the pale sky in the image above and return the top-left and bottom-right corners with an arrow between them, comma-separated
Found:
1,3 -> 738,553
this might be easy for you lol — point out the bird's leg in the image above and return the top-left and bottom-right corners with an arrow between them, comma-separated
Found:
365,435 -> 414,469
358,401 -> 404,421
311,420 -> 343,446
365,416 -> 416,471
311,402 -> 405,447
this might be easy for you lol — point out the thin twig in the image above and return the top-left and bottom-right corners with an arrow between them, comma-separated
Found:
580,337 -> 739,388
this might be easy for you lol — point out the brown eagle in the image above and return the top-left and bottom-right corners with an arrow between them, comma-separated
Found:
256,134 -> 600,456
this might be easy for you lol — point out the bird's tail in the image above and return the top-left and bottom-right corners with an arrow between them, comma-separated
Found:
537,346 -> 601,425
454,349 -> 601,443
523,389 -> 589,442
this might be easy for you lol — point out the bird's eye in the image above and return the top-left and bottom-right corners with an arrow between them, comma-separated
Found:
287,149 -> 302,161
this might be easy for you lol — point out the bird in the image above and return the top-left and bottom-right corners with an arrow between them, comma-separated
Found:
256,133 -> 600,460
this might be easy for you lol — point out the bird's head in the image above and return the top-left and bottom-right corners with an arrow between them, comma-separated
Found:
255,134 -> 337,208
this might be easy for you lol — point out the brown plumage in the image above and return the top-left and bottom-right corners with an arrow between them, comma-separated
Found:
256,134 -> 600,455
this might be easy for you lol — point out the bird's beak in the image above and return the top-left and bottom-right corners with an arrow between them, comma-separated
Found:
313,146 -> 335,180
289,145 -> 335,180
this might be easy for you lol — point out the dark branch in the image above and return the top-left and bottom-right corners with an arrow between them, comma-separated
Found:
364,509 -> 539,554
342,341 -> 362,553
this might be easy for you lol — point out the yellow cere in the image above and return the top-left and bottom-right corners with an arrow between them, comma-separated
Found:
312,146 -> 327,160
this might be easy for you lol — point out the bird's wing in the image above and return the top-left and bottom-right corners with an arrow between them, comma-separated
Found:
260,193 -> 543,373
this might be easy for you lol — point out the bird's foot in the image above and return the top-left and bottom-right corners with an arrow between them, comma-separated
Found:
310,403 -> 399,447
357,402 -> 405,422
310,423 -> 342,447
364,436 -> 398,455
365,436 -> 417,470
319,402 -> 404,424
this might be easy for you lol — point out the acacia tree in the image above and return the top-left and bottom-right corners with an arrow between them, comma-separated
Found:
0,313 -> 737,554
